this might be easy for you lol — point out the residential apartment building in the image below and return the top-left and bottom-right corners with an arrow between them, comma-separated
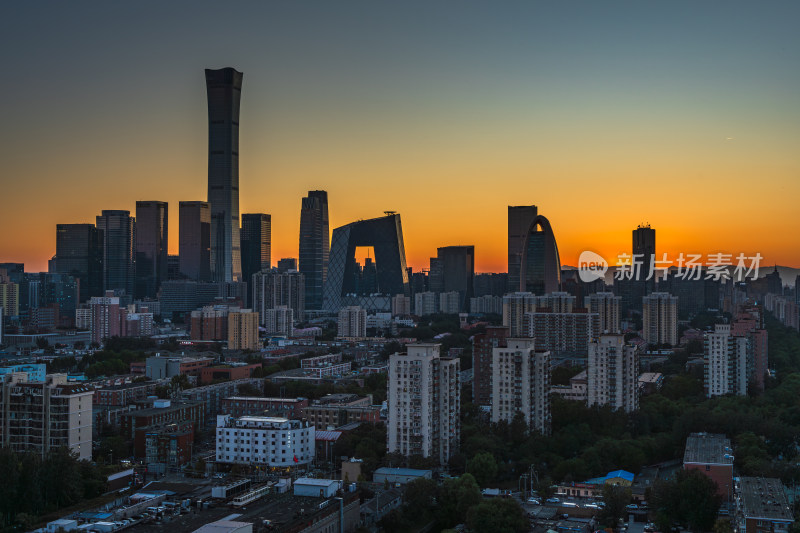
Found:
302,394 -> 380,430
735,477 -> 794,533
414,292 -> 438,316
704,324 -> 750,397
180,378 -> 262,423
584,292 -> 621,334
490,338 -> 551,435
471,326 -> 510,407
0,373 -> 93,460
215,415 -> 315,466
587,334 -> 639,412
338,306 -> 367,338
387,344 -> 460,465
228,308 -> 260,350
642,292 -> 678,346
263,306 -> 293,336
682,432 -> 733,500
523,310 -> 600,356
220,397 -> 309,419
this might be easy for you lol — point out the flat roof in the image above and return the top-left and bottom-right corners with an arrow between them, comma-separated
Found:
683,433 -> 733,465
373,467 -> 432,476
739,477 -> 793,521
295,478 -> 340,487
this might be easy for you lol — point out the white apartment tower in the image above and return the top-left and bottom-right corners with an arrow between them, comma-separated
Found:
642,292 -> 678,346
491,338 -> 551,434
264,306 -> 294,336
585,292 -> 621,334
502,292 -> 537,336
215,415 -> 314,466
388,344 -> 460,465
704,324 -> 749,397
391,294 -> 411,316
587,334 -> 639,412
414,292 -> 438,316
338,306 -> 367,338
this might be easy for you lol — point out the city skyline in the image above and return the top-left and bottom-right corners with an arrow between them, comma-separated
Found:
2,2 -> 799,273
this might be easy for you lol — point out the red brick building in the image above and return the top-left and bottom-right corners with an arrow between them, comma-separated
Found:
134,421 -> 195,466
121,399 -> 204,440
683,432 -> 734,500
199,363 -> 262,384
93,381 -> 159,407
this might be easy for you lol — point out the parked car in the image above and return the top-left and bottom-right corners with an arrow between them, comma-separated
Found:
527,497 -> 541,505
545,497 -> 560,504
626,504 -> 639,510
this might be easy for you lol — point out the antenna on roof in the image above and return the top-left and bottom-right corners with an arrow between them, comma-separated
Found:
384,211 -> 396,216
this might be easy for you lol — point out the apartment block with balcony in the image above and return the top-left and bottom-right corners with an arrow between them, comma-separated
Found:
491,338 -> 551,435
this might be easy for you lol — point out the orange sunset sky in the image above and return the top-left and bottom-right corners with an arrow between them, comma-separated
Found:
1,2 -> 799,273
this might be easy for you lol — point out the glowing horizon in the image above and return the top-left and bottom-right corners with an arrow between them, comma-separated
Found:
1,2 -> 799,274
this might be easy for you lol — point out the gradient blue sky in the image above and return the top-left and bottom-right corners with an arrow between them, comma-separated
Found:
1,1 -> 798,272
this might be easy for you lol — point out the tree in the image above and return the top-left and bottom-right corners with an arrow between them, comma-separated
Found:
437,474 -> 481,529
466,451 -> 498,487
403,477 -> 437,518
598,484 -> 632,527
466,497 -> 527,533
652,469 -> 721,532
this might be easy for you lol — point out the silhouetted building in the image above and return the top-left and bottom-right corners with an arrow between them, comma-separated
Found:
241,213 -> 271,287
96,210 -> 135,296
473,273 -> 507,298
179,201 -> 211,281
252,270 -> 305,323
206,67 -> 243,283
55,224 -> 103,302
135,201 -> 168,299
633,224 -> 656,293
324,213 -> 409,312
585,292 -> 621,334
436,246 -> 475,312
642,292 -> 678,346
508,205 -> 538,293
299,190 -> 329,311
277,258 -> 297,273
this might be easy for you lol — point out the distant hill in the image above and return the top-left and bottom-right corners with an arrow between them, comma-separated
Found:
561,265 -> 800,287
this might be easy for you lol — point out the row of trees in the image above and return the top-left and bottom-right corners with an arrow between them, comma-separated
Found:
0,447 -> 107,529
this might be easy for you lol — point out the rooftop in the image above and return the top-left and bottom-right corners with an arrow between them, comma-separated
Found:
683,432 -> 733,465
739,477 -> 793,521
295,478 -> 340,487
374,467 -> 432,476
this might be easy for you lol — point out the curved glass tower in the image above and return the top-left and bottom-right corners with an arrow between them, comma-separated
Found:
520,214 -> 561,294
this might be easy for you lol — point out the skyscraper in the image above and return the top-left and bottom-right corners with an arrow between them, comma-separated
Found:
508,205 -> 538,293
241,213 -> 271,284
179,201 -> 211,281
135,201 -> 168,299
299,190 -> 329,310
633,224 -> 656,294
436,245 -> 475,311
96,210 -> 135,296
55,223 -> 103,302
521,214 -> 562,294
206,67 -> 243,283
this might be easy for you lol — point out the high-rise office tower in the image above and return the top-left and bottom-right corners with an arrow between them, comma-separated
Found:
521,214 -> 562,295
435,246 -> 475,311
642,292 -> 678,346
587,334 -> 639,412
633,224 -> 656,294
277,258 -> 297,273
96,210 -> 135,296
179,201 -> 211,281
491,338 -> 551,434
388,344 -> 460,465
206,67 -> 243,283
585,292 -> 622,334
299,190 -> 329,310
241,213 -> 271,285
508,205 -> 538,293
135,201 -> 168,299
55,223 -> 104,302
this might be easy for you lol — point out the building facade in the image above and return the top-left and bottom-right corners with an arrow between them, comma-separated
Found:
587,334 -> 639,412
491,338 -> 551,434
135,201 -> 169,299
299,190 -> 329,311
55,223 -> 104,302
215,415 -> 315,467
338,306 -> 367,338
228,309 -> 259,350
96,210 -> 135,296
642,292 -> 678,346
241,213 -> 271,292
585,292 -> 621,334
179,201 -> 211,281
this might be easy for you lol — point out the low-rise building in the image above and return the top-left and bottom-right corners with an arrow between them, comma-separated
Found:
220,396 -> 309,419
736,477 -> 794,533
302,394 -> 380,430
215,415 -> 315,467
199,363 -> 261,384
550,369 -> 588,402
372,467 -> 432,485
683,432 -> 734,500
121,399 -> 204,440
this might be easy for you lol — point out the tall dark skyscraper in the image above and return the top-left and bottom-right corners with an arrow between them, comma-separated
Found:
299,190 -> 329,310
521,214 -> 561,295
241,213 -> 271,284
437,245 -> 475,311
633,224 -> 656,293
206,67 -> 243,283
179,201 -> 211,281
508,205 -> 538,293
55,224 -> 103,302
135,201 -> 168,299
96,210 -> 135,296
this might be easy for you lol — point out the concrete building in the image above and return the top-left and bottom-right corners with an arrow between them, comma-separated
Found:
469,295 -> 503,315
252,270 -> 305,323
228,309 -> 259,350
121,399 -> 204,440
302,394 -> 380,430
0,373 -> 93,460
135,201 -> 169,300
585,292 -> 621,334
89,291 -> 127,344
145,354 -> 214,380
180,378 -> 262,422
194,520 -> 253,533
391,294 -> 411,316
0,363 -> 46,382
523,310 -> 600,356
200,364 -> 261,384
704,324 -> 749,397
338,306 -> 367,338
298,190 -> 329,311
387,344 -> 460,465
472,326 -> 510,407
220,397 -> 309,419
642,292 -> 678,346
372,467 -> 432,485
683,432 -> 734,500
550,369 -> 588,401
414,291 -> 438,316
263,306 -> 293,336
491,338 -> 551,434
215,415 -> 315,466
438,291 -> 461,314
735,477 -> 794,533
96,210 -> 135,296
293,478 -> 342,498
587,334 -> 639,412
179,201 -> 211,282
502,292 -> 537,336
